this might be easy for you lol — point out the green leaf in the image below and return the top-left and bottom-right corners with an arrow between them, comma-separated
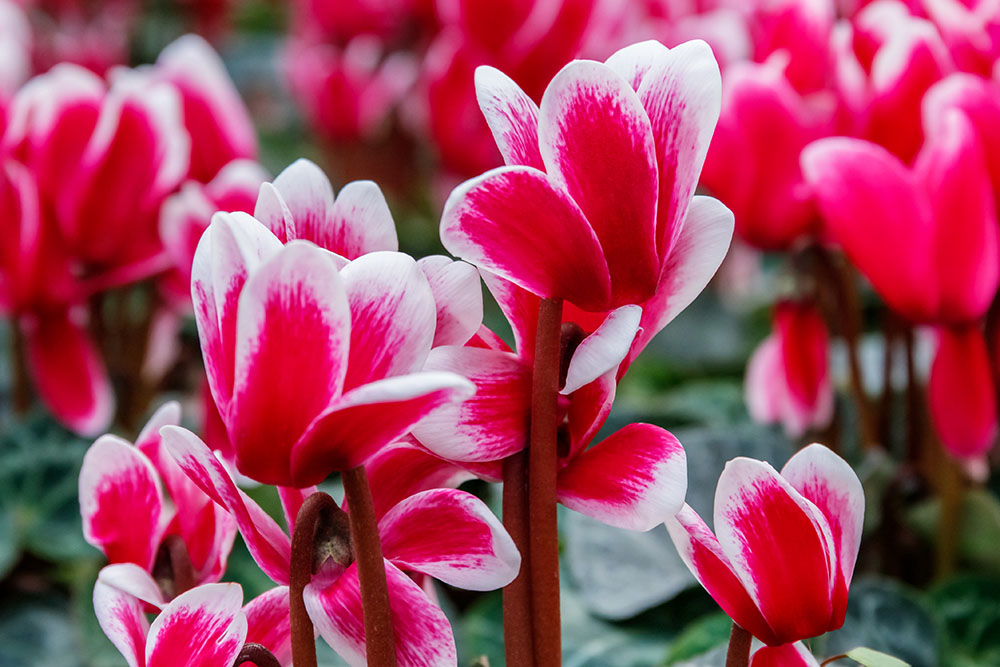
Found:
928,574 -> 1000,665
663,613 -> 732,664
845,647 -> 911,667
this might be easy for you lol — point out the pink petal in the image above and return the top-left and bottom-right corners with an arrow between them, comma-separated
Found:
253,182 -> 295,243
539,60 -> 660,306
230,241 -> 350,485
411,346 -> 532,462
146,583 -> 247,667
244,587 -> 292,666
474,66 -> 544,170
440,165 -> 612,312
304,560 -> 456,667
750,642 -> 820,667
160,426 -> 292,585
277,486 -> 318,534
327,180 -> 399,259
745,335 -> 785,426
21,309 -> 114,436
801,137 -> 937,322
566,370 -> 617,459
340,251 -> 436,390
289,372 -> 475,486
604,39 -> 671,91
557,424 -> 687,531
379,488 -> 519,589
364,440 -> 476,520
417,255 -> 483,347
269,158 -> 334,243
714,458 -> 837,645
781,443 -> 864,629
80,435 -> 164,570
929,326 -> 998,460
562,305 -> 641,395
480,271 -> 540,357
93,564 -> 164,667
664,505 -> 779,646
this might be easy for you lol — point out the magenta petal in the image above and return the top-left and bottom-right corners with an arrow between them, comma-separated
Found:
327,180 -> 399,259
270,158 -> 335,242
93,564 -> 164,667
474,66 -> 544,169
364,440 -> 476,520
714,458 -> 837,645
539,60 -> 660,306
929,327 -> 998,460
750,642 -> 820,667
290,372 -> 475,486
412,346 -> 532,463
21,309 -> 113,436
277,486 -> 318,534
80,435 -> 164,569
557,424 -> 686,531
562,305 -> 641,394
418,255 -> 484,347
304,561 -> 457,667
254,182 -> 295,243
146,583 -> 246,667
244,587 -> 292,666
160,426 -> 292,584
441,165 -> 612,311
379,488 -> 519,590
230,241 -> 350,485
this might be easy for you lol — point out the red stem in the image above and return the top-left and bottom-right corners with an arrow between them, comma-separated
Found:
725,623 -> 752,667
528,297 -> 564,667
501,449 -> 534,664
290,492 -> 340,667
343,465 -> 398,667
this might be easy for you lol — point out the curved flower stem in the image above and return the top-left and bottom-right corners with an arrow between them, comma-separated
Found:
10,323 -> 30,415
725,623 -> 752,667
343,465 -> 398,667
528,297 -> 564,667
501,450 -> 534,665
233,642 -> 283,667
290,492 -> 340,667
161,534 -> 195,597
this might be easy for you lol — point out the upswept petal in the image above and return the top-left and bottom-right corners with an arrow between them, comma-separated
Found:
604,40 -> 672,91
411,346 -> 532,462
326,180 -> 399,259
474,66 -> 544,170
254,182 -> 295,243
93,564 -> 164,667
304,560 -> 456,667
418,256 -> 483,347
929,327 -> 998,460
244,587 -> 293,666
664,505 -> 779,646
364,441 -> 476,520
539,60 -> 660,306
379,489 -> 519,590
480,271 -> 539,357
230,241 -> 350,485
270,158 -> 335,243
714,458 -> 837,645
562,305 -> 641,395
290,372 -> 474,486
566,370 -> 617,459
340,251 -> 436,390
441,166 -> 611,311
145,583 -> 246,667
557,424 -> 686,531
750,642 -> 821,666
160,426 -> 291,584
780,443 -> 864,627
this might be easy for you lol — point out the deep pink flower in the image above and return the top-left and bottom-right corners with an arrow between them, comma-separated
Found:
750,0 -> 836,94
751,641 -> 821,666
746,301 -> 834,438
79,402 -> 237,587
666,443 -> 865,647
922,0 -> 1000,76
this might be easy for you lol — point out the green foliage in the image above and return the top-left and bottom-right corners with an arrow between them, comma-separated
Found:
908,489 -> 1000,572
844,647 -> 911,667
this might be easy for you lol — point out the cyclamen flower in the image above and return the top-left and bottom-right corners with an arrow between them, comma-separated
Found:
751,642 -> 821,666
666,444 -> 864,647
159,426 -> 519,666
95,563 -> 291,666
79,402 -> 237,589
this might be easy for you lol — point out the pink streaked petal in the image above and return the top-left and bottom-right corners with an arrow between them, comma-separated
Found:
327,180 -> 399,259
80,435 -> 164,569
801,137 -> 937,322
230,241 -> 350,485
304,561 -> 456,667
270,158 -> 335,243
557,424 -> 686,531
379,488 -> 519,590
635,39 -> 722,256
714,458 -> 837,645
539,60 -> 660,306
135,401 -> 183,490
480,271 -> 539,357
566,370 -> 617,459
664,505 -> 779,646
629,196 -> 734,364
277,485 -> 318,533
929,326 -> 999,460
775,302 -> 833,435
365,440 -> 477,520
21,309 -> 114,436
160,426 -> 292,584
745,336 -> 785,426
253,182 -> 295,243
474,66 -> 544,170
97,562 -> 167,608
146,583 -> 247,667
562,305 -> 641,395
417,255 -> 483,347
290,372 -> 474,486
204,159 -> 269,210
781,443 -> 864,628
750,642 -> 820,667
604,39 -> 671,91
244,587 -> 292,666
441,166 -> 612,312
93,564 -> 161,667
412,346 -> 532,462
340,251 -> 436,390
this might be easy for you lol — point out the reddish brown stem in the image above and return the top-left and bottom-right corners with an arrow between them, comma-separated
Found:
234,642 -> 282,667
501,449 -> 534,665
10,322 -> 30,415
935,447 -> 964,580
725,623 -> 753,667
343,465 -> 398,667
528,297 -> 564,667
290,492 -> 340,667
161,534 -> 195,597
